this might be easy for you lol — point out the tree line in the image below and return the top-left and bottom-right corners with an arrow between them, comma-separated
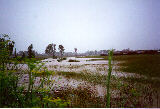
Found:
0,34 -> 67,60
45,44 -> 65,59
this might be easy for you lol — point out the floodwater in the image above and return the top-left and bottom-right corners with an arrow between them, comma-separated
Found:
16,57 -> 160,107
18,57 -> 141,98
43,57 -> 141,78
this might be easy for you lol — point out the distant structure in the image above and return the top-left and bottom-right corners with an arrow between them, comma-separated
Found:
17,49 -> 160,58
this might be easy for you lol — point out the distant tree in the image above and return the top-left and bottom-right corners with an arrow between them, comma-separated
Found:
27,44 -> 35,58
18,51 -> 24,56
8,40 -> 15,56
14,48 -> 17,58
95,50 -> 97,55
74,48 -> 77,57
22,51 -> 25,59
45,43 -> 56,58
58,45 -> 65,59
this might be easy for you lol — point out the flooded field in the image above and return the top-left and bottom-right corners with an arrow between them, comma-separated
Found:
16,56 -> 160,107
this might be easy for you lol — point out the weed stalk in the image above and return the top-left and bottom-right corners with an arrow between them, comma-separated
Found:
106,50 -> 113,108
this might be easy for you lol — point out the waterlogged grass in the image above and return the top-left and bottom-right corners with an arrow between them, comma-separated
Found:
120,76 -> 160,88
57,71 -> 106,85
115,75 -> 160,108
52,85 -> 106,108
55,71 -> 160,108
37,54 -> 160,107
56,71 -> 118,89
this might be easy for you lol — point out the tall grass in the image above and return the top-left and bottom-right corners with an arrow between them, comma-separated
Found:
116,54 -> 160,78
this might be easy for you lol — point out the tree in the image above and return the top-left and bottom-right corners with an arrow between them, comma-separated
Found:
0,34 -> 15,57
22,52 -> 25,59
45,43 -> 56,58
74,48 -> 77,57
14,48 -> 17,58
27,44 -> 35,58
8,40 -> 15,56
95,50 -> 97,55
0,34 -> 15,71
58,45 -> 65,59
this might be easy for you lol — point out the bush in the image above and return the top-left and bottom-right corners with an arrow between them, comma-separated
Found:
57,57 -> 67,62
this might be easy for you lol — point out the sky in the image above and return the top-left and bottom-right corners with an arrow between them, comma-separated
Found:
0,0 -> 160,53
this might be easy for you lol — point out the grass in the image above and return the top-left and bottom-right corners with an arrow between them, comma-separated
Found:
78,54 -> 160,78
114,75 -> 160,108
77,56 -> 108,60
2,35 -> 159,108
56,71 -> 119,89
57,71 -> 106,85
57,57 -> 67,62
120,76 -> 160,88
51,85 -> 106,108
59,54 -> 160,107
68,59 -> 80,62
115,54 -> 160,78
106,50 -> 113,107
86,59 -> 105,61
55,70 -> 160,108
44,54 -> 160,107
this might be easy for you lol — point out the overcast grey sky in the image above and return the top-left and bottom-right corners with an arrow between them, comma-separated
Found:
0,0 -> 160,53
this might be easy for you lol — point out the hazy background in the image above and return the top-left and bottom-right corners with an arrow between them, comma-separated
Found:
0,0 -> 160,53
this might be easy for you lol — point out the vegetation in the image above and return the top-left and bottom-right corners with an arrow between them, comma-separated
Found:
0,35 -> 69,108
1,34 -> 159,108
74,48 -> 77,57
115,54 -> 160,78
79,54 -> 160,78
77,55 -> 108,60
28,44 -> 35,58
106,50 -> 113,108
56,71 -> 159,107
45,43 -> 56,59
57,57 -> 67,62
50,85 -> 105,108
58,45 -> 65,60
68,59 -> 80,62
57,71 -> 106,85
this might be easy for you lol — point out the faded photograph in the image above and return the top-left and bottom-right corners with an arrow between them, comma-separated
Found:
0,0 -> 160,108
